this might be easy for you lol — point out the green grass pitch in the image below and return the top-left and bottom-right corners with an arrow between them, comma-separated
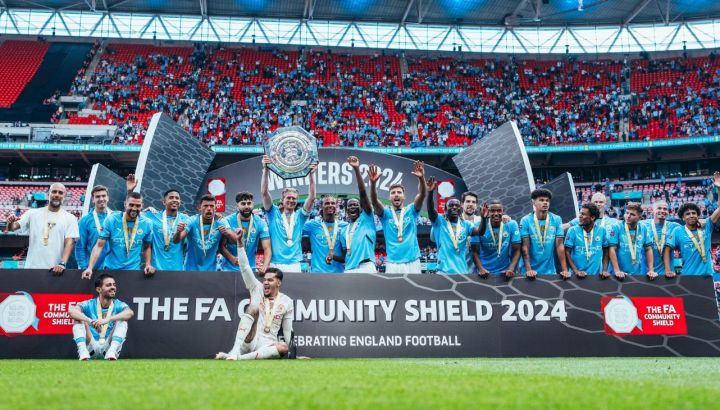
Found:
1,358 -> 718,409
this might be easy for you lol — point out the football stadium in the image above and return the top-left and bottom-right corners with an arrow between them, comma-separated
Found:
1,0 -> 720,408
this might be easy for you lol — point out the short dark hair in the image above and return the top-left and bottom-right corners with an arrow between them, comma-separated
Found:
678,203 -> 700,218
235,191 -> 253,203
263,267 -> 284,281
389,183 -> 405,192
461,192 -> 478,202
625,202 -> 643,215
163,189 -> 180,198
321,195 -> 336,205
487,199 -> 503,208
531,188 -> 553,200
581,202 -> 600,220
91,185 -> 108,196
199,194 -> 215,204
95,273 -> 114,288
126,191 -> 143,201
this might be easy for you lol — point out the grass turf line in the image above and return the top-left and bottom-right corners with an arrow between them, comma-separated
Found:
1,358 -> 718,409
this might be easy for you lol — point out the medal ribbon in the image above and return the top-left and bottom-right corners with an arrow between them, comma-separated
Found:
533,213 -> 549,249
685,226 -> 707,263
199,215 -> 215,257
624,223 -> 638,265
446,218 -> 463,251
262,294 -> 284,333
162,211 -> 179,251
320,220 -> 339,253
651,221 -> 667,251
95,298 -> 114,345
488,222 -> 505,256
92,208 -> 110,232
392,206 -> 407,242
583,227 -> 594,262
281,211 -> 296,244
122,213 -> 139,256
43,207 -> 58,246
345,220 -> 359,255
238,213 -> 255,245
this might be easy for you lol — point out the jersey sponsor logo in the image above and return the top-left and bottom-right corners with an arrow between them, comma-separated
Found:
601,296 -> 687,336
0,292 -> 92,336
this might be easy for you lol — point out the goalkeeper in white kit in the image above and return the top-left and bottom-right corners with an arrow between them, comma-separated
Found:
215,228 -> 294,360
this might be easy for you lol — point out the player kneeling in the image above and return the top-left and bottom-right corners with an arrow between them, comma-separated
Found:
215,230 -> 294,360
68,274 -> 133,360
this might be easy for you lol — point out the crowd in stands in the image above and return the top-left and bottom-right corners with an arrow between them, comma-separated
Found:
577,175 -> 718,220
0,185 -> 83,224
51,42 -> 720,148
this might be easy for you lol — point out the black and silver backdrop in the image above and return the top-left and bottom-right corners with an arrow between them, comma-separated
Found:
133,113 -> 216,213
541,172 -> 579,222
453,121 -> 536,220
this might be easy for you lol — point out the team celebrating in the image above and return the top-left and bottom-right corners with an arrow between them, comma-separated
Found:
4,158 -> 720,360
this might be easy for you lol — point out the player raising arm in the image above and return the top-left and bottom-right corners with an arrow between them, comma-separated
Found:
337,156 -> 378,273
215,231 -> 293,360
369,161 -> 427,274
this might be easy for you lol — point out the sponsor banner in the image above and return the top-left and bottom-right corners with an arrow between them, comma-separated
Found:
0,292 -> 92,336
601,296 -> 688,336
0,271 -> 718,358
207,178 -> 226,213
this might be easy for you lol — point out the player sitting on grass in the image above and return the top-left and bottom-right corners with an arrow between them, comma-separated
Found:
215,229 -> 294,360
68,274 -> 134,360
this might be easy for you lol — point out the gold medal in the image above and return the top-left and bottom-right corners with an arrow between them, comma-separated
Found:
391,206 -> 406,244
533,213 -> 549,250
95,297 -> 114,346
262,295 -> 283,336
345,220 -> 358,256
162,210 -> 179,252
92,208 -> 108,232
238,213 -> 255,245
685,226 -> 707,263
488,222 -> 505,256
446,217 -> 463,253
281,211 -> 296,246
320,220 -> 339,257
122,213 -> 139,256
42,207 -> 58,247
651,221 -> 667,251
624,223 -> 638,265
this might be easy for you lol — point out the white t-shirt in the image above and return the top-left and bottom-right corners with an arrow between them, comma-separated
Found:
16,207 -> 79,269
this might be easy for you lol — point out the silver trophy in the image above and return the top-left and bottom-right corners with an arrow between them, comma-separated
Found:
264,127 -> 318,179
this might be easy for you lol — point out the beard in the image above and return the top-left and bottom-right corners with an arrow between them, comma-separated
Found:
50,199 -> 62,208
240,209 -> 253,218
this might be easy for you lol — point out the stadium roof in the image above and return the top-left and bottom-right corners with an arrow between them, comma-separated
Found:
4,0 -> 720,27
